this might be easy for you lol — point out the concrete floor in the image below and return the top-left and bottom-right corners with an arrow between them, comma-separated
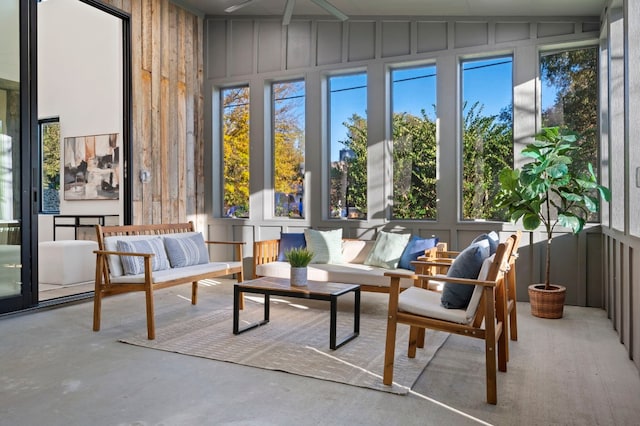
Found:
1,278 -> 639,426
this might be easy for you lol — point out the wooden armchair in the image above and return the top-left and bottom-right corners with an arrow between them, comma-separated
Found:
383,239 -> 513,404
411,231 -> 522,344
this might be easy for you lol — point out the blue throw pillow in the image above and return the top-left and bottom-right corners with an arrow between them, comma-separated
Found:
471,231 -> 500,255
117,237 -> 170,275
398,235 -> 439,271
277,233 -> 307,261
441,240 -> 490,309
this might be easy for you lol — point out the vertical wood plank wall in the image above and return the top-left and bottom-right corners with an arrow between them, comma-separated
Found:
100,0 -> 205,230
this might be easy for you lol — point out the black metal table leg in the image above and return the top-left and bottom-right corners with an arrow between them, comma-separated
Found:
233,287 -> 270,335
329,287 -> 360,350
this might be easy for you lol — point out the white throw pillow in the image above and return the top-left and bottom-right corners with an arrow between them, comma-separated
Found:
342,240 -> 375,264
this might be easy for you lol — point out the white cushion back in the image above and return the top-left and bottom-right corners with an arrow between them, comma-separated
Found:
464,254 -> 496,322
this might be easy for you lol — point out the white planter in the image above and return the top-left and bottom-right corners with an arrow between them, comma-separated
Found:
290,266 -> 308,287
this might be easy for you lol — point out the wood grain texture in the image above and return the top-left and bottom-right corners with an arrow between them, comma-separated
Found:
101,0 -> 204,227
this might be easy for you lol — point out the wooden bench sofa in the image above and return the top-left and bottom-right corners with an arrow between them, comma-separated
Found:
93,222 -> 244,339
253,236 -> 446,293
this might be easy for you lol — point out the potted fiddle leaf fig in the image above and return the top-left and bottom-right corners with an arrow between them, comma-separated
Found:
496,127 -> 611,318
285,247 -> 314,287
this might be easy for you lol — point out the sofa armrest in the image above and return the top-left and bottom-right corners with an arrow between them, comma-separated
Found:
253,239 -> 280,278
205,240 -> 245,262
94,249 -> 154,285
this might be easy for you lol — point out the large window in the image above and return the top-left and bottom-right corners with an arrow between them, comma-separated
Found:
541,47 -> 598,177
328,73 -> 367,219
221,86 -> 250,218
461,56 -> 513,221
273,80 -> 305,219
391,65 -> 437,220
39,118 -> 60,213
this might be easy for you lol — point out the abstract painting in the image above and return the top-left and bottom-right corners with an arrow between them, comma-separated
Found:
63,133 -> 119,200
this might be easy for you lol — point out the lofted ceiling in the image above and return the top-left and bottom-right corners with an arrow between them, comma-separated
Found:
173,0 -> 607,18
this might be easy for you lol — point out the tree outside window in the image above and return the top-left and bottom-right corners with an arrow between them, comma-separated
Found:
391,65 -> 437,220
541,47 -> 598,178
222,87 -> 250,218
541,46 -> 599,222
329,73 -> 367,219
273,80 -> 305,219
40,118 -> 60,213
461,57 -> 514,221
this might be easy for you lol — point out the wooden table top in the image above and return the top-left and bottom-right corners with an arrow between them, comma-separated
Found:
237,276 -> 360,296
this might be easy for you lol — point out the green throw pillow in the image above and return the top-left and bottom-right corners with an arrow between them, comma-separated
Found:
364,231 -> 411,269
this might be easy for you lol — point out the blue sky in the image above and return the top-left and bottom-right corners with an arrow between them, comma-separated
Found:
328,57 -> 516,161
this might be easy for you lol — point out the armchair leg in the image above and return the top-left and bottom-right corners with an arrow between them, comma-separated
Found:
408,326 -> 420,358
383,314 -> 398,386
485,337 -> 498,405
417,327 -> 425,348
192,281 -> 198,305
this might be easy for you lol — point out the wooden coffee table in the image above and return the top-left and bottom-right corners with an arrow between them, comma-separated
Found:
233,277 -> 360,349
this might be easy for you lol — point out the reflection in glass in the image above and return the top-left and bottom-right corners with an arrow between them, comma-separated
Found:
0,0 -> 22,298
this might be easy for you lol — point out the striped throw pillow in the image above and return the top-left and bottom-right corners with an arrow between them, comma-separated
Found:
164,233 -> 209,268
117,237 -> 170,275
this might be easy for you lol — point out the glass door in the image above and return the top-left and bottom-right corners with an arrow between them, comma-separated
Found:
0,0 -> 35,314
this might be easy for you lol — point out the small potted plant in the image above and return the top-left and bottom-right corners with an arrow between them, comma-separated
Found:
496,127 -> 611,318
285,247 -> 314,286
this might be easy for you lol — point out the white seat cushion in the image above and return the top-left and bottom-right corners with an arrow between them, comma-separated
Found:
109,261 -> 242,284
255,261 -> 416,289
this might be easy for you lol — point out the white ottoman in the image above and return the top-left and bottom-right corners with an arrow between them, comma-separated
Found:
39,240 -> 99,285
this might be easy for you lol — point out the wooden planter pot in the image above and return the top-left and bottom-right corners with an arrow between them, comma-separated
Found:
528,284 -> 566,319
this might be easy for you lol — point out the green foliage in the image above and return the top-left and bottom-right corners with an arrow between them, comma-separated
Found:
42,122 -> 60,190
344,114 -> 368,217
462,101 -> 513,221
541,48 -> 598,178
391,109 -> 437,219
496,127 -> 611,287
284,247 -> 314,267
333,102 -> 512,221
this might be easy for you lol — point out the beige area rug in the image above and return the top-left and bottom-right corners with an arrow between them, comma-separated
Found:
120,298 -> 449,395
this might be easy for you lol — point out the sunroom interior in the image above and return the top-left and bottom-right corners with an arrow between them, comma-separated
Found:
2,0 -> 640,423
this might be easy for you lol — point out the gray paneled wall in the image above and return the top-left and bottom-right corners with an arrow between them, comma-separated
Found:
205,17 -> 597,78
203,15 -> 604,307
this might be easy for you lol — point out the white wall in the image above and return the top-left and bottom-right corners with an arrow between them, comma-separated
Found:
37,0 -> 123,241
0,0 -> 19,83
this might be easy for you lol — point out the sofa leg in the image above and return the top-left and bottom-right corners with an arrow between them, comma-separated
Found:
192,281 -> 198,305
145,287 -> 156,340
93,290 -> 102,332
